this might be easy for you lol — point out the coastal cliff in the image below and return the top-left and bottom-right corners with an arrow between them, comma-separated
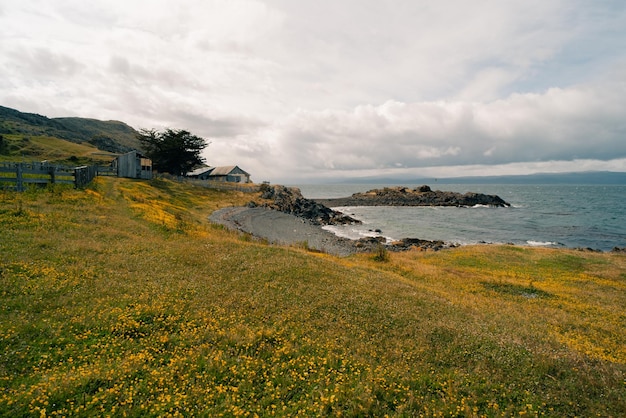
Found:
314,185 -> 510,207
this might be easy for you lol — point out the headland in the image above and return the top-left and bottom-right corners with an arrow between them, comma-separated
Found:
314,185 -> 510,207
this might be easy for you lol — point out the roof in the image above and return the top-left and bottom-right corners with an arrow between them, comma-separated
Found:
187,166 -> 214,176
187,165 -> 250,177
210,166 -> 238,175
117,150 -> 150,160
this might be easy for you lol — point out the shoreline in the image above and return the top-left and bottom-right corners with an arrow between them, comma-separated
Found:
210,206 -> 626,255
209,207 -> 359,256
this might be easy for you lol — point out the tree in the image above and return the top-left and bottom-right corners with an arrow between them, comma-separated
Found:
137,128 -> 208,176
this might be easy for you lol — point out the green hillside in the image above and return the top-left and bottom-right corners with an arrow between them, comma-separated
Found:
0,105 -> 142,157
1,177 -> 624,416
0,134 -> 117,166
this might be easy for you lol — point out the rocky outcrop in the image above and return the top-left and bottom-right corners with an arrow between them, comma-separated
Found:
315,185 -> 510,207
247,184 -> 500,253
350,236 -> 456,252
252,184 -> 361,225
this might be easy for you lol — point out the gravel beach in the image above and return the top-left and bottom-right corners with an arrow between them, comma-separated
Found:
209,207 -> 357,256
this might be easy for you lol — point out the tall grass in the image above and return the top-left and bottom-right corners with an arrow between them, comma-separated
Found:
1,177 -> 624,416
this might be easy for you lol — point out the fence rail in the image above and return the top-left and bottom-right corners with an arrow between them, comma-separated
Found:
96,166 -> 117,176
1,162 -> 261,193
0,162 -> 101,191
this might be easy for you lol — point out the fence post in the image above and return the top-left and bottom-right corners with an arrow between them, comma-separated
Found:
74,166 -> 83,188
73,165 -> 97,188
49,165 -> 56,184
16,163 -> 23,192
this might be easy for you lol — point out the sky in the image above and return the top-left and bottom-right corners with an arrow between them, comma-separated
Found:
1,0 -> 625,183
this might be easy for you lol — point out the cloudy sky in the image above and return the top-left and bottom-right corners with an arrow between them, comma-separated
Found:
1,0 -> 625,183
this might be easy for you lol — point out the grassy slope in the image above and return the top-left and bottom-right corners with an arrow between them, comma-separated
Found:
0,106 -> 141,153
0,134 -> 115,166
0,177 -> 624,417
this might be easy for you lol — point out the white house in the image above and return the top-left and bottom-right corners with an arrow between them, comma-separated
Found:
187,165 -> 251,183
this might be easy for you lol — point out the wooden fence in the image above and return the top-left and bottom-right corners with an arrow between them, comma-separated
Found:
0,162 -> 100,191
0,162 -> 261,193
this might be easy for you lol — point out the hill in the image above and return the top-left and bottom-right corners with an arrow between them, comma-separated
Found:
0,105 -> 142,155
1,176 -> 624,416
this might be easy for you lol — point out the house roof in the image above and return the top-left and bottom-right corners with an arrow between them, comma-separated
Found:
187,165 -> 250,177
117,150 -> 150,160
210,165 -> 241,175
187,166 -> 214,176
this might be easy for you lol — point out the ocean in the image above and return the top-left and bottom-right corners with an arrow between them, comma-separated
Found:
293,183 -> 626,251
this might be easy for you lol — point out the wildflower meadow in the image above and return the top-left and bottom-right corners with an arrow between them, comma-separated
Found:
1,177 -> 624,416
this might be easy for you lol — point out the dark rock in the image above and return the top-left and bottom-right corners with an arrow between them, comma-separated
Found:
255,185 -> 361,225
315,185 -> 510,208
348,236 -> 455,253
250,184 -> 466,254
352,236 -> 386,249
575,247 -> 602,252
389,238 -> 448,251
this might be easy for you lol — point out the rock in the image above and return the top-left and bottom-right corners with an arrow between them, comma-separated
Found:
575,247 -> 602,252
389,238 -> 448,251
254,184 -> 361,225
314,185 -> 510,207
352,236 -> 386,250
348,236 -> 455,253
250,184 -> 467,254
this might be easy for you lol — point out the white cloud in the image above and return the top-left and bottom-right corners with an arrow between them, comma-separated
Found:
1,0 -> 625,182
224,77 -> 626,182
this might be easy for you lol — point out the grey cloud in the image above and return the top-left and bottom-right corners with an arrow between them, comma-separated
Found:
169,110 -> 265,139
2,0 -> 626,183
9,48 -> 84,79
109,56 -> 131,75
264,81 -> 626,175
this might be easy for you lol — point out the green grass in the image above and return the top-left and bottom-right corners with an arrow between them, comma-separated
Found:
0,134 -> 115,166
1,177 -> 625,417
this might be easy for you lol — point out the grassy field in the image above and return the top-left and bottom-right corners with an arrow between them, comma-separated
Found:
0,134 -> 115,166
1,177 -> 624,417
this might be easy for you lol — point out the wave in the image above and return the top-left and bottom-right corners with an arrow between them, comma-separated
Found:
322,225 -> 396,242
526,240 -> 561,247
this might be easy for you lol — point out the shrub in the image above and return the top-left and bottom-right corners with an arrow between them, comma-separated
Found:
372,244 -> 390,262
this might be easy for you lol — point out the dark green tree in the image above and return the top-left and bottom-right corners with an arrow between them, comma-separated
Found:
137,128 -> 208,176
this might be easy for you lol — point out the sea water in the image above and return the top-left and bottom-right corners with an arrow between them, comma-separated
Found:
293,184 -> 626,251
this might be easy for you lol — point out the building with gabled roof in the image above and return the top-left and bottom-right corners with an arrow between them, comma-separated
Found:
187,165 -> 251,183
113,150 -> 152,179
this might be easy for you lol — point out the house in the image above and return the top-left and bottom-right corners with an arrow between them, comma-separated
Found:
187,165 -> 251,183
113,150 -> 152,179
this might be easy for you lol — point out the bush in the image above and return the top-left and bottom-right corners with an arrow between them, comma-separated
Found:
372,244 -> 390,262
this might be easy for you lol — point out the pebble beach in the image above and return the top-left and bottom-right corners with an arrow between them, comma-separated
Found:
209,207 -> 357,256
